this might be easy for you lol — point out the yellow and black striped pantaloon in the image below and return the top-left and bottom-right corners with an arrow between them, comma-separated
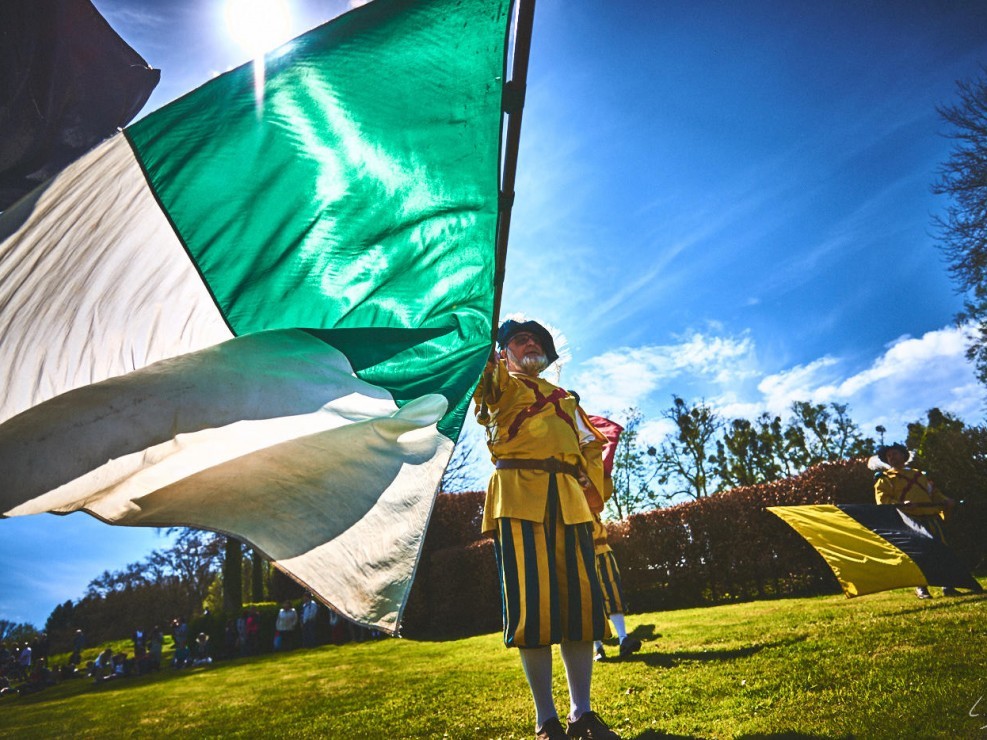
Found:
492,476 -> 608,648
595,550 -> 627,616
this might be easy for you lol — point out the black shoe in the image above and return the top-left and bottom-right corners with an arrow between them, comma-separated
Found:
536,716 -> 567,740
915,586 -> 931,599
942,587 -> 960,597
593,644 -> 606,662
566,710 -> 621,739
618,636 -> 642,657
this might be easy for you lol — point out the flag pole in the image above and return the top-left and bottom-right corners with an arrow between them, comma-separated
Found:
490,0 -> 535,339
477,0 -> 534,425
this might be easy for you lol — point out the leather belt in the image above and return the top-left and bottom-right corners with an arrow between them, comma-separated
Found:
495,458 -> 581,478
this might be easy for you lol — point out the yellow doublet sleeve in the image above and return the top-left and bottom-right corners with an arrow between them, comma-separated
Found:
474,360 -> 601,533
873,474 -> 898,505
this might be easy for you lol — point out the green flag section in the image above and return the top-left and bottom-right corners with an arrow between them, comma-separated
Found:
768,505 -> 982,598
0,0 -> 514,633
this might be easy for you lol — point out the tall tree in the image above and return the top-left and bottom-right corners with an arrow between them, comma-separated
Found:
654,396 -> 721,501
607,408 -> 659,518
711,413 -> 786,490
784,402 -> 872,468
0,619 -> 37,644
907,408 -> 986,500
932,68 -> 987,383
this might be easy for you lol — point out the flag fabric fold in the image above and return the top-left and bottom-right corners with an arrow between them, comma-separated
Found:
768,504 -> 981,597
0,0 -> 514,632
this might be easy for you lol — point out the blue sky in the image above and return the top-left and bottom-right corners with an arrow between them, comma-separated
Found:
2,0 -> 987,628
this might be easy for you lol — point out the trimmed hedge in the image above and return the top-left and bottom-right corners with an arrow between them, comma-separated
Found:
402,459 -> 985,638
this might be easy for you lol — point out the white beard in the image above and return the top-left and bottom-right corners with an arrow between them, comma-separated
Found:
507,347 -> 548,376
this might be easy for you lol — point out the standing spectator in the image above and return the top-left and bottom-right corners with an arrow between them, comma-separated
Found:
274,600 -> 299,651
18,642 -> 32,673
171,617 -> 189,666
34,632 -> 50,663
132,627 -> 145,653
224,620 -> 238,658
72,629 -> 85,655
236,611 -> 249,656
328,609 -> 346,645
148,626 -> 164,671
246,609 -> 260,655
300,594 -> 319,648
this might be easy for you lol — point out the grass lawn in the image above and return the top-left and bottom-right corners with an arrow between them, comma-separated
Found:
1,583 -> 984,739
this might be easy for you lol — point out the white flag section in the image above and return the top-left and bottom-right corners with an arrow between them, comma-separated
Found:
0,135 -> 233,423
0,324 -> 453,629
0,0 -> 514,633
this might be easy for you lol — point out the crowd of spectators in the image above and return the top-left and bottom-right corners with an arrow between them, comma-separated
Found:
0,596 -> 386,701
0,633 -> 57,697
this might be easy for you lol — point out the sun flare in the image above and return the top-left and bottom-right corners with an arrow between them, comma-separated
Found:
224,0 -> 292,58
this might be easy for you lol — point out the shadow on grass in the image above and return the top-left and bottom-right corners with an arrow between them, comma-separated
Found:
625,733 -> 852,740
629,623 -> 662,641
737,733 -> 855,739
622,636 -> 807,670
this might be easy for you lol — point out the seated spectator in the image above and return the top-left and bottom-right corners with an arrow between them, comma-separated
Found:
60,662 -> 82,680
91,647 -> 114,682
192,633 -> 212,666
100,653 -> 129,682
0,674 -> 13,697
19,662 -> 56,695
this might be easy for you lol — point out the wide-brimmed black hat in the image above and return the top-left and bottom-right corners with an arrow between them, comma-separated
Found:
497,319 -> 558,364
876,442 -> 908,464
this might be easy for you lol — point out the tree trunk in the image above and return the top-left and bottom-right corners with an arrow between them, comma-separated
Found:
223,537 -> 243,613
251,549 -> 265,603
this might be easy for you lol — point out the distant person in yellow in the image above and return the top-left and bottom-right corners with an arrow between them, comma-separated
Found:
872,442 -> 956,599
571,408 -> 642,663
475,318 -> 621,740
591,511 -> 641,661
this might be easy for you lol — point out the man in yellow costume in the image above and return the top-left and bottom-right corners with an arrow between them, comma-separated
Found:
578,413 -> 641,663
475,318 -> 621,740
872,442 -> 956,598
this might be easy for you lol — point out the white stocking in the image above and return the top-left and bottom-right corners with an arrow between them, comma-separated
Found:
559,640 -> 593,722
519,646 -> 557,730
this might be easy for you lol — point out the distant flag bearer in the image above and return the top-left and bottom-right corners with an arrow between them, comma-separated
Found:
584,415 -> 642,661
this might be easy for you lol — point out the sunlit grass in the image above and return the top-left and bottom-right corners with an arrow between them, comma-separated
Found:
3,582 -> 985,738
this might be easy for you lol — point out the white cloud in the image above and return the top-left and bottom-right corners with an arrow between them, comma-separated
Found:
572,330 -> 757,415
570,324 -> 984,444
754,325 -> 983,438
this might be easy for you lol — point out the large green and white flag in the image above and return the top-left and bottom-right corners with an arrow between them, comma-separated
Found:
0,0 -> 514,632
